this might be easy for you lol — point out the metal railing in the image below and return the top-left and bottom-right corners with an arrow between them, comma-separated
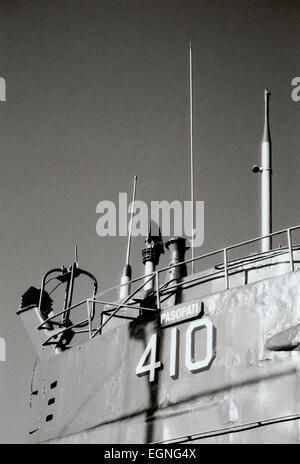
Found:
38,224 -> 300,348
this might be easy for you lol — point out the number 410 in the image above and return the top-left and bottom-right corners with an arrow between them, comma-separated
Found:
136,318 -> 215,382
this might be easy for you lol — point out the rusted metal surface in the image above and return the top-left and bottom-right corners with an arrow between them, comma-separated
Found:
27,269 -> 300,444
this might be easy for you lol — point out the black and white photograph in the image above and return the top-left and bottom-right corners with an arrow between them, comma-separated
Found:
0,0 -> 300,446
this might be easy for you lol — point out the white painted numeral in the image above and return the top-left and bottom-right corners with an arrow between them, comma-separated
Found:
136,334 -> 161,382
136,318 -> 215,382
169,327 -> 179,378
185,318 -> 214,373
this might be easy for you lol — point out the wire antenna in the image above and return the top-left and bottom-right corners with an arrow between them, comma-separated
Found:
189,41 -> 195,273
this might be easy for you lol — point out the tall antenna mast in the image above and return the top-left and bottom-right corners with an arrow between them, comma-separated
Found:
189,41 -> 195,273
119,175 -> 137,299
261,89 -> 272,252
253,90 -> 272,252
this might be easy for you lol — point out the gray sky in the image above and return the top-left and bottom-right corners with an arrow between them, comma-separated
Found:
0,0 -> 299,443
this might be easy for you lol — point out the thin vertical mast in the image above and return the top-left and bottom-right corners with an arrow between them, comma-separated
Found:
189,41 -> 195,273
74,244 -> 78,266
261,89 -> 272,252
120,175 -> 137,299
126,175 -> 137,266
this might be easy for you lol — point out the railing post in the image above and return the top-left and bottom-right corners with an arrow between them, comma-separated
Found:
287,228 -> 294,272
224,248 -> 229,290
155,271 -> 160,311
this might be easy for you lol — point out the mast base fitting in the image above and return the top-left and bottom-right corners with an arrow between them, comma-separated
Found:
142,247 -> 161,266
121,264 -> 132,279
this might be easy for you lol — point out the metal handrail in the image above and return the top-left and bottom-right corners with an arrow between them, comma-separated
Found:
91,273 -> 156,338
40,224 -> 300,347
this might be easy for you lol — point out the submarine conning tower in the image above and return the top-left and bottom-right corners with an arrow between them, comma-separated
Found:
20,228 -> 300,444
16,86 -> 300,444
